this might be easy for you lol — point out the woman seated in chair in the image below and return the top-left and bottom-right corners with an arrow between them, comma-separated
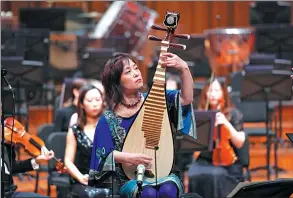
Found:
64,84 -> 106,198
88,53 -> 197,198
188,78 -> 247,198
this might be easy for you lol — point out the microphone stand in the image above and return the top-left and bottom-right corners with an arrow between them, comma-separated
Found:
135,164 -> 145,198
1,68 -> 14,198
136,182 -> 142,198
1,68 -> 7,198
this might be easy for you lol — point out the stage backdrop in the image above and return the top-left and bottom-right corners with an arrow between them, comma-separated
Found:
0,1 -> 251,85
2,1 -> 250,34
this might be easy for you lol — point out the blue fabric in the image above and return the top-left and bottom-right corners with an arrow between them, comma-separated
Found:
89,90 -> 196,197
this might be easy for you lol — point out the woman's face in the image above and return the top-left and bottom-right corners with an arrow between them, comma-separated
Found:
82,89 -> 103,117
120,59 -> 143,92
206,80 -> 223,107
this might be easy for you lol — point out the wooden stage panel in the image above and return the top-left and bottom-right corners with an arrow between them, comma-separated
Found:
28,106 -> 53,135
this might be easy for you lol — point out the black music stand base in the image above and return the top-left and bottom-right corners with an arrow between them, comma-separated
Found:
240,70 -> 292,180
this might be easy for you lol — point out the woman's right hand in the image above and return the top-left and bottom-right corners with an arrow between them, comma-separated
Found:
127,153 -> 152,167
79,174 -> 89,185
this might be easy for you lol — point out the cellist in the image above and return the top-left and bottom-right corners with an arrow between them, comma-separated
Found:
188,78 -> 246,198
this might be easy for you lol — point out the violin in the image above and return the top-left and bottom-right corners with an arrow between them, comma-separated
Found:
4,117 -> 66,172
212,122 -> 237,166
211,103 -> 237,166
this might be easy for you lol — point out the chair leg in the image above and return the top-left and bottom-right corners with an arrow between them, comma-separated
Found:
247,169 -> 251,182
47,183 -> 51,196
34,171 -> 39,193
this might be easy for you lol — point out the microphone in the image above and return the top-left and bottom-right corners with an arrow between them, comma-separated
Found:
1,68 -> 12,90
136,164 -> 145,188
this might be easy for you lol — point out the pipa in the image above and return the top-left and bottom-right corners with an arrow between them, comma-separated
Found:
121,11 -> 190,182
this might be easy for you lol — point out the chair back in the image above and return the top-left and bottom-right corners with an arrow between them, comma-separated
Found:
235,135 -> 250,167
37,123 -> 54,144
231,93 -> 267,123
46,132 -> 67,170
238,101 -> 267,122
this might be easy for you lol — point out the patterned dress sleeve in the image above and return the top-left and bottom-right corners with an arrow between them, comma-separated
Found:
165,90 -> 197,139
89,115 -> 116,184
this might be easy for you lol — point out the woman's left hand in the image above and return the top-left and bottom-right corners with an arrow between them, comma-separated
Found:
215,112 -> 228,126
161,53 -> 188,72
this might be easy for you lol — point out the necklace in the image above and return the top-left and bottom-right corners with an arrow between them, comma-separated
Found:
120,94 -> 142,108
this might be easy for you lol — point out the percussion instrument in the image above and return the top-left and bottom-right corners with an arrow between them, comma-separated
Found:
90,1 -> 157,56
204,28 -> 255,77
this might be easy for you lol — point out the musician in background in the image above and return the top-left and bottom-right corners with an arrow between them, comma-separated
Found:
188,79 -> 246,198
88,53 -> 196,198
68,80 -> 106,127
54,78 -> 88,132
64,85 -> 105,198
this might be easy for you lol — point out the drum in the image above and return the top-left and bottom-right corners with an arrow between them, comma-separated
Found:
90,1 -> 157,56
204,28 -> 255,77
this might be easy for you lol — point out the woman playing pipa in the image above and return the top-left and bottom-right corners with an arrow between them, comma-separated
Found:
89,11 -> 196,198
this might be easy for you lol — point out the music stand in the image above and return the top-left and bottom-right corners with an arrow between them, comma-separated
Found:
80,48 -> 116,80
175,110 -> 217,179
3,28 -> 50,125
285,133 -> 293,144
171,35 -> 211,78
19,8 -> 66,31
254,24 -> 293,63
227,178 -> 293,198
240,69 -> 292,180
1,29 -> 25,67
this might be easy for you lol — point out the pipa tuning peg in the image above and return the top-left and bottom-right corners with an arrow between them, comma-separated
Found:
174,34 -> 190,40
148,35 -> 163,42
151,24 -> 167,32
170,43 -> 186,50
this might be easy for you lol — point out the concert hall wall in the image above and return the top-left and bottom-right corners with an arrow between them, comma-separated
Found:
2,1 -> 250,34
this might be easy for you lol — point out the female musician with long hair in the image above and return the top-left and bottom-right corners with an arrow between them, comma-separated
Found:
89,53 -> 197,198
64,84 -> 106,197
188,78 -> 246,198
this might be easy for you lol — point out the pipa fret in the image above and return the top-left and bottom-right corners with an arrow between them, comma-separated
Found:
142,81 -> 166,149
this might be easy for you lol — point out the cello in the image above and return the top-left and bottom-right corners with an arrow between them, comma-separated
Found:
121,11 -> 190,182
4,117 -> 66,172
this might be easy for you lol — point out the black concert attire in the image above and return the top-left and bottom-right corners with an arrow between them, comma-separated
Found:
69,124 -> 109,198
1,143 -> 48,198
188,108 -> 248,198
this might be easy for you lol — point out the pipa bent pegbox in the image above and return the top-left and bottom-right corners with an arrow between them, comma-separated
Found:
121,11 -> 190,182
